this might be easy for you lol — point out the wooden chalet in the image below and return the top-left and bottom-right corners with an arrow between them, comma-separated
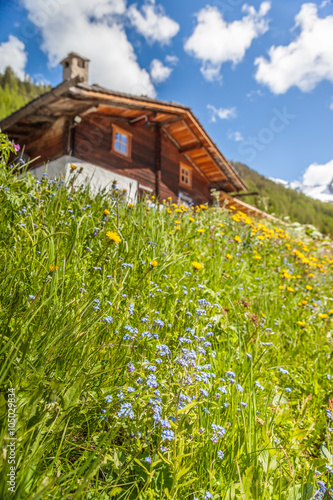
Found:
0,52 -> 258,209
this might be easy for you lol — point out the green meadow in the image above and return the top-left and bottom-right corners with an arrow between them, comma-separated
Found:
1,134 -> 333,499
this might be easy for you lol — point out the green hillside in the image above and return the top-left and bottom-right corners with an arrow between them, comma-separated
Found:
232,161 -> 333,235
0,66 -> 50,121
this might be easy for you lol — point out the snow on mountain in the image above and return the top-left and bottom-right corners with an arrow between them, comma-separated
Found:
270,159 -> 333,203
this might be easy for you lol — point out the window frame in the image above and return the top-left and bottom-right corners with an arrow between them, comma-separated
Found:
111,125 -> 132,160
179,163 -> 192,189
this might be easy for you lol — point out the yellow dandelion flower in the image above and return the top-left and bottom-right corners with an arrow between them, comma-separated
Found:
279,285 -> 285,290
306,285 -> 312,291
297,320 -> 306,327
197,228 -> 205,233
192,261 -> 203,270
106,231 -> 122,244
175,225 -> 181,230
226,253 -> 232,260
189,217 -> 195,222
218,223 -> 224,227
229,205 -> 236,210
329,309 -> 333,315
150,260 -> 158,267
70,163 -> 77,170
128,203 -> 134,208
151,196 -> 155,200
319,313 -> 328,319
254,255 -> 261,260
104,209 -> 110,216
235,235 -> 242,243
49,264 -> 58,272
287,287 -> 295,292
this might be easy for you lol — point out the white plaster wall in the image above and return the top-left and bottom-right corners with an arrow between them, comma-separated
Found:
28,155 -> 138,203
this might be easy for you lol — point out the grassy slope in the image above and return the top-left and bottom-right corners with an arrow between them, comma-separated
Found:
1,136 -> 333,499
232,161 -> 333,235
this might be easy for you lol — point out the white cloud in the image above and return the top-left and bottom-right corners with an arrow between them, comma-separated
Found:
0,35 -> 27,79
207,104 -> 237,122
165,54 -> 179,65
330,99 -> 333,110
228,131 -> 244,142
150,59 -> 172,83
21,0 -> 156,97
184,2 -> 271,82
302,159 -> 333,187
128,1 -> 179,45
255,3 -> 333,94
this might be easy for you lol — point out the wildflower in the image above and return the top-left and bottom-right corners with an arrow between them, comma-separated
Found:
150,260 -> 158,267
156,344 -> 171,356
197,228 -> 205,233
226,253 -> 232,260
278,368 -> 289,375
105,395 -> 113,403
204,492 -> 213,500
235,235 -> 242,243
104,209 -> 110,216
192,261 -> 203,270
106,231 -> 121,244
285,388 -> 292,393
161,430 -> 175,441
217,450 -> 224,459
128,203 -> 134,208
70,163 -> 77,170
28,295 -> 35,302
118,402 -> 135,419
319,313 -> 328,319
236,384 -> 243,392
145,457 -> 152,464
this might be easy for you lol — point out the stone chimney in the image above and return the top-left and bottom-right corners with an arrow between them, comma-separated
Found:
60,52 -> 90,84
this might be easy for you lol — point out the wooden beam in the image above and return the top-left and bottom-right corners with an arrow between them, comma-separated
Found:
180,142 -> 202,154
130,113 -> 156,126
154,123 -> 161,199
27,114 -> 56,123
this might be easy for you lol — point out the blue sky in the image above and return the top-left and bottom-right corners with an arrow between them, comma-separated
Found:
0,0 -> 332,184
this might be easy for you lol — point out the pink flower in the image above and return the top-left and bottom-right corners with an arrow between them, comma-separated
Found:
13,143 -> 20,152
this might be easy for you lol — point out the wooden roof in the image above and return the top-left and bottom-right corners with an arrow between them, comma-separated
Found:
220,191 -> 280,221
0,77 -> 246,192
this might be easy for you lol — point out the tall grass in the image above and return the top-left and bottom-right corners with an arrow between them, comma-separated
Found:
0,134 -> 333,499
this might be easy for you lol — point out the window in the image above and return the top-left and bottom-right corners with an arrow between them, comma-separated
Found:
112,125 -> 132,159
179,164 -> 192,188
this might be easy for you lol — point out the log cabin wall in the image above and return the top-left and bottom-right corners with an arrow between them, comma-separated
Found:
73,114 -> 212,204
25,116 -> 67,165
24,112 -> 212,205
73,115 -> 156,192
